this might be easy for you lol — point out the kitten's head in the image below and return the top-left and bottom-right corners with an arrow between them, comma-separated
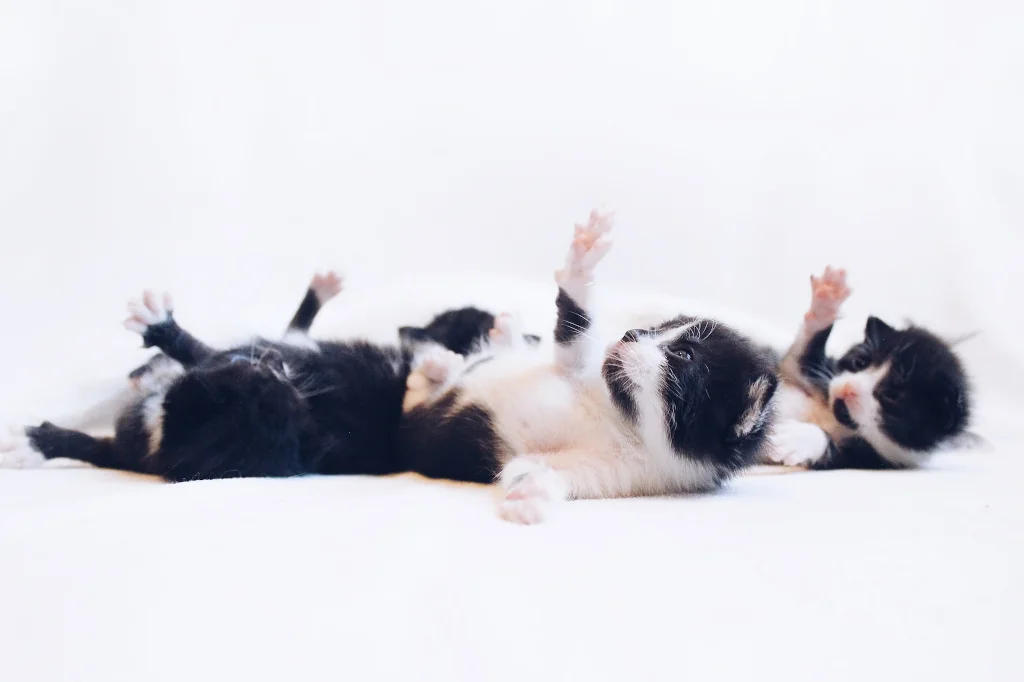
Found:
829,316 -> 970,463
602,316 -> 778,483
399,306 -> 540,356
157,348 -> 309,480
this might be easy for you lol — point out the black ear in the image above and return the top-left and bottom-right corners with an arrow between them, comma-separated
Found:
734,373 -> 779,437
398,326 -> 429,344
865,316 -> 895,345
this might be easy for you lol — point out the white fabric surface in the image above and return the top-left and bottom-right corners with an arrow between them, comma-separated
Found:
2,1 -> 1022,679
1,276 -> 1022,682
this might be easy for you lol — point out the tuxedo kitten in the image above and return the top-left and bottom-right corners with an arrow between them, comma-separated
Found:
768,267 -> 971,470
397,211 -> 778,524
1,273 -> 411,480
0,272 -> 543,479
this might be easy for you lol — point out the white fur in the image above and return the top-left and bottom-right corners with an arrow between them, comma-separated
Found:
767,419 -> 830,466
140,393 -> 166,456
280,329 -> 320,351
0,427 -> 45,468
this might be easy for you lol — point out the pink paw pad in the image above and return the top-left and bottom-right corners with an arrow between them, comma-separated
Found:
310,271 -> 344,303
124,290 -> 174,334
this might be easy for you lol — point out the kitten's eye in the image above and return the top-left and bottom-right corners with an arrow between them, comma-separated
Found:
850,355 -> 870,371
880,387 -> 904,403
675,348 -> 693,362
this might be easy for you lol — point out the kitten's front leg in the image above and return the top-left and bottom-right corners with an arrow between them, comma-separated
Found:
766,419 -> 831,467
553,210 -> 613,375
779,266 -> 851,395
497,447 -> 635,525
286,270 -> 344,334
402,344 -> 467,411
124,291 -> 217,367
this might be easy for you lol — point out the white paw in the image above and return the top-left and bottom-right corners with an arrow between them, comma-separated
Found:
555,210 -> 614,299
125,290 -> 174,334
497,458 -> 568,525
767,420 -> 830,467
488,312 -> 525,348
0,426 -> 45,469
310,271 -> 344,303
415,345 -> 465,383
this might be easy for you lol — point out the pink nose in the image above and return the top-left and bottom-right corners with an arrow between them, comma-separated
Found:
834,384 -> 858,405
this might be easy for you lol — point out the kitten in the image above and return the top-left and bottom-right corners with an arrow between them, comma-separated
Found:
768,266 -> 971,469
399,307 -> 540,356
0,273 -> 541,480
397,211 -> 779,524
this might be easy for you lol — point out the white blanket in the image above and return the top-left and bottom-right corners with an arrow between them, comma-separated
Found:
0,275 -> 1021,682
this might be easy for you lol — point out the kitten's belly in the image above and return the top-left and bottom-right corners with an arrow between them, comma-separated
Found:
456,350 -> 617,456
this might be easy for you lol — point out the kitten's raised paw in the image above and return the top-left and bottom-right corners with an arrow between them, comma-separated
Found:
805,266 -> 851,329
125,290 -> 174,334
488,312 -> 525,348
767,420 -> 830,467
415,345 -> 465,383
498,458 -> 568,525
0,426 -> 44,469
555,210 -> 614,296
310,271 -> 344,303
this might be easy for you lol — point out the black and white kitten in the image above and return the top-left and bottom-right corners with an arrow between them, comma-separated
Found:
0,274 -> 520,480
768,266 -> 971,469
396,211 -> 779,524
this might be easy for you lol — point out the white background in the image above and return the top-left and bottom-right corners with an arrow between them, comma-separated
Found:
1,0 -> 1021,416
2,4 -> 1023,681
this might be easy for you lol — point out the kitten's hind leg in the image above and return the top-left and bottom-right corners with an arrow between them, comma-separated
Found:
553,210 -> 613,375
286,270 -> 344,334
124,291 -> 217,368
0,423 -> 116,470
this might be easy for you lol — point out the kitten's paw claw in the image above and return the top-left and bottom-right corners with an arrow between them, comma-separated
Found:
0,426 -> 44,469
310,271 -> 344,303
805,266 -> 851,328
767,420 -> 830,467
498,458 -> 567,525
555,210 -> 614,293
125,290 -> 174,333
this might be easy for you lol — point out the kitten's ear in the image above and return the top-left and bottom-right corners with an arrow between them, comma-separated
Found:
398,326 -> 429,344
865,316 -> 895,345
734,373 -> 779,437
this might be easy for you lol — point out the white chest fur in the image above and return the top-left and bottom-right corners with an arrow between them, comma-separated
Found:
452,347 -> 718,497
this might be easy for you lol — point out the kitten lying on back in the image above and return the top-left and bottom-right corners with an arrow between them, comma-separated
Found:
0,273 -> 532,480
768,266 -> 972,469
396,211 -> 779,523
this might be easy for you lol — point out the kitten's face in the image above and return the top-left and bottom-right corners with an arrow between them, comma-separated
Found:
602,316 -> 777,472
829,316 -> 970,453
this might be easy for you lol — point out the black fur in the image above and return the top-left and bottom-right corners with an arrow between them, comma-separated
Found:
398,392 -> 502,484
287,288 -> 322,333
554,289 -> 591,345
795,315 -> 972,469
